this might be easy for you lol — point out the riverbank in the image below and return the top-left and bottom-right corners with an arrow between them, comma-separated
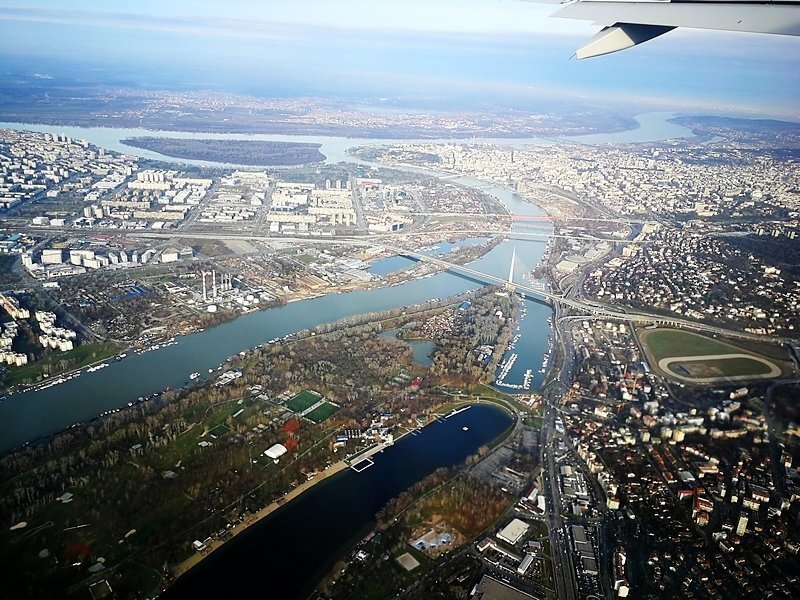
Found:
170,459 -> 349,580
170,397 -> 508,585
172,415 -> 434,582
0,112 -> 690,171
1,341 -> 121,394
0,143 -> 553,454
157,405 -> 513,600
315,401 -> 521,598
0,236 -> 490,397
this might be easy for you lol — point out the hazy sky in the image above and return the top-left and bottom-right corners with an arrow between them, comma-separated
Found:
0,1 -> 592,34
1,1 -> 799,118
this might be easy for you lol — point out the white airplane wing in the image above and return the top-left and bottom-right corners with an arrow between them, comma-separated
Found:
547,1 -> 800,58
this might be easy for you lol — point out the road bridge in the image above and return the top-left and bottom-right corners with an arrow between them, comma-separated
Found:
394,247 -> 622,316
11,225 -> 789,345
409,212 -> 640,225
410,212 -> 552,222
393,248 -> 799,344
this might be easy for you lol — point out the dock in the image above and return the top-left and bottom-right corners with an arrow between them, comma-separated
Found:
444,405 -> 471,419
347,438 -> 394,472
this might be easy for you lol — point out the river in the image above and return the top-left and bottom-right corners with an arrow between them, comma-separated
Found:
0,111 -> 691,452
0,180 -> 549,454
0,114 -> 685,597
160,404 -> 513,600
0,112 -> 694,167
0,121 -> 556,168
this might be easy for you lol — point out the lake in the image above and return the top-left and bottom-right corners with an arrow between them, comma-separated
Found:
160,404 -> 513,599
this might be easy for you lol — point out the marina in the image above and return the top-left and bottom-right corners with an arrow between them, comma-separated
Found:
495,352 -> 518,386
349,457 -> 374,472
444,405 -> 471,419
29,370 -> 81,392
523,368 -> 534,390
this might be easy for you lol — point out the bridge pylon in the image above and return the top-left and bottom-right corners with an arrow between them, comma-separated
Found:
505,246 -> 517,293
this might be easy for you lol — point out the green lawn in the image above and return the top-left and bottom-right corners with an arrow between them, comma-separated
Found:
2,342 -> 120,387
639,329 -> 742,361
286,390 -> 322,413
641,328 -> 784,382
156,402 -> 245,468
208,424 -> 229,439
305,401 -> 339,423
525,415 -> 544,428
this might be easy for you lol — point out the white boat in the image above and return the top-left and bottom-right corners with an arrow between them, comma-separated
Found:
523,368 -> 533,390
189,372 -> 200,380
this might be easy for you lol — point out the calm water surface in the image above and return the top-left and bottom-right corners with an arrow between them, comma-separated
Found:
160,404 -> 513,600
0,112 -> 694,166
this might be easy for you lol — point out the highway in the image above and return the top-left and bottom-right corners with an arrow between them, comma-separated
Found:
539,287 -> 580,600
11,222 -> 790,346
408,211 -> 643,225
393,249 -> 798,345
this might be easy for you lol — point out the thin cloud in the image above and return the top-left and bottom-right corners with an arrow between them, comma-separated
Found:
0,7 -> 294,41
0,4 -> 796,119
0,4 -> 588,38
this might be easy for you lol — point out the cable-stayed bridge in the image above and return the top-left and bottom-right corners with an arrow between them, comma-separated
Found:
394,245 -> 615,314
392,246 -> 794,343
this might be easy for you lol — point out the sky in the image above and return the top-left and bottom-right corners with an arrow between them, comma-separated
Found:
1,1 -> 799,118
0,1 -> 593,35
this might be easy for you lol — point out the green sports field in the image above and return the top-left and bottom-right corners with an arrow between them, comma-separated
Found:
207,424 -> 229,439
305,402 -> 340,424
286,390 -> 322,413
667,357 -> 774,379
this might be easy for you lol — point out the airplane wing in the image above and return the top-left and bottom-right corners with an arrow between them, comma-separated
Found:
547,1 -> 800,59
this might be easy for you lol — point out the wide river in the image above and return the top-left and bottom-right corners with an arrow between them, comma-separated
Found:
0,111 -> 694,167
0,181 -> 551,454
0,112 -> 695,454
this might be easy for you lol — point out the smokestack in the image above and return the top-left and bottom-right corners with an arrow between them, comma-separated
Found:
202,272 -> 207,301
212,270 -> 217,298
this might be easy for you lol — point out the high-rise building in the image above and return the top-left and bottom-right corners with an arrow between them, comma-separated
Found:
736,514 -> 748,536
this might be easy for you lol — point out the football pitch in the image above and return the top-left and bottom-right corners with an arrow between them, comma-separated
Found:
639,328 -> 737,360
305,402 -> 340,424
286,390 -> 322,413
